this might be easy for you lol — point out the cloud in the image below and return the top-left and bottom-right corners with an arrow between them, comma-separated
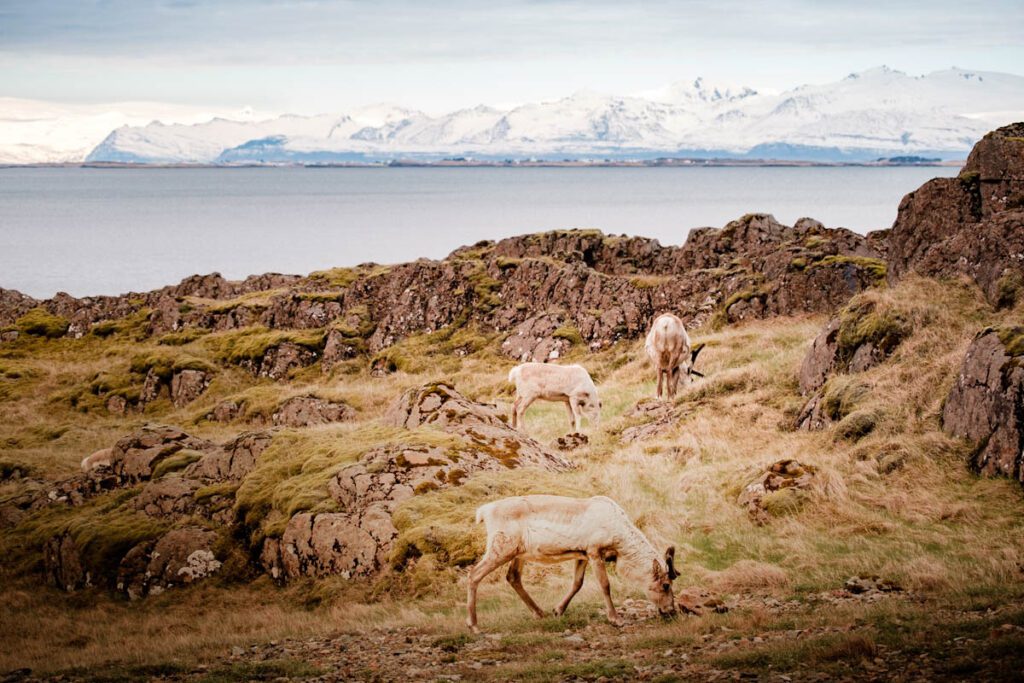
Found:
2,0 -> 1021,66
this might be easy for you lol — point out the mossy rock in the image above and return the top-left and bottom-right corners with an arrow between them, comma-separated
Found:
762,487 -> 807,517
152,449 -> 205,479
15,308 -> 69,338
996,326 -> 1024,357
810,255 -> 887,284
995,271 -> 1024,310
552,324 -> 584,346
836,300 -> 909,361
834,409 -> 879,442
821,376 -> 870,421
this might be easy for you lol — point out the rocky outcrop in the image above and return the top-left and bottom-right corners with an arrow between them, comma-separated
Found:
942,327 -> 1024,485
3,212 -> 884,360
260,382 -> 570,581
888,124 -> 1024,305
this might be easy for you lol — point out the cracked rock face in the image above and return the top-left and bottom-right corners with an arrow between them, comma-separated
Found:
261,382 -> 570,581
501,314 -> 573,362
943,328 -> 1024,485
888,124 -> 1024,305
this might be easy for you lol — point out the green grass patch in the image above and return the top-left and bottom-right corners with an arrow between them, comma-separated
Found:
552,324 -> 584,346
15,308 -> 69,338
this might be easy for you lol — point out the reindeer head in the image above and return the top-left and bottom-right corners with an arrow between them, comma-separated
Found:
646,546 -> 680,617
683,343 -> 705,382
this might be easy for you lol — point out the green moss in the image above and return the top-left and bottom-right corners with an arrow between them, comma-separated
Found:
309,264 -> 390,288
296,291 -> 344,303
821,376 -> 870,420
495,256 -> 522,270
629,275 -> 671,289
804,235 -> 829,249
467,264 -> 503,313
995,271 -> 1024,310
810,255 -> 887,284
835,409 -> 879,442
194,481 -> 240,502
151,449 -> 204,479
552,324 -> 584,346
6,489 -> 168,582
790,257 -> 808,271
836,299 -> 909,361
203,327 -> 325,365
129,351 -> 215,381
203,289 -> 285,314
15,308 -> 69,338
996,326 -> 1024,357
157,328 -> 210,346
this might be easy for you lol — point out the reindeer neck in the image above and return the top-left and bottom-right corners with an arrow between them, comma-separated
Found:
614,524 -> 660,582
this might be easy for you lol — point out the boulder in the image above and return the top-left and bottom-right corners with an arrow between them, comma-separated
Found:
184,430 -> 274,482
271,395 -> 355,427
170,369 -> 210,407
620,399 -> 686,443
117,527 -> 221,599
942,327 -> 1024,485
799,318 -> 841,395
252,342 -> 319,380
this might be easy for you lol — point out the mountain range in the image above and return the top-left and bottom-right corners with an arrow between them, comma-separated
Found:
5,67 -> 1024,164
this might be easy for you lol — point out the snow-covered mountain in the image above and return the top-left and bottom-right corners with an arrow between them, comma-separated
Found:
0,99 -> 266,164
7,67 -> 1024,164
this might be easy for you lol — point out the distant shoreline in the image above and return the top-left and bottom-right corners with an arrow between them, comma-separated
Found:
1,158 -> 965,170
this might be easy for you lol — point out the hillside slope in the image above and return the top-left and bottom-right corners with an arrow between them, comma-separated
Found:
0,125 -> 1022,681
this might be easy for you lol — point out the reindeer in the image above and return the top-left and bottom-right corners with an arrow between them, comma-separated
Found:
466,494 -> 679,632
508,362 -> 601,433
645,313 -> 703,400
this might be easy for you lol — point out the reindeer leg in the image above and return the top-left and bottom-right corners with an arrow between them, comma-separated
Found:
588,550 -> 622,626
656,369 -> 664,400
570,400 -> 583,434
563,399 -> 576,432
467,534 -> 518,633
555,558 -> 588,616
511,396 -> 520,429
516,395 -> 536,431
506,558 -> 545,619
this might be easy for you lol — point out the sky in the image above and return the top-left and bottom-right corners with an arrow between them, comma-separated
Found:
1,0 -> 1023,114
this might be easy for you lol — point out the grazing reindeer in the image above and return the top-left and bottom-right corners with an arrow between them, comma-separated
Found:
508,362 -> 601,433
645,313 -> 703,400
466,494 -> 679,632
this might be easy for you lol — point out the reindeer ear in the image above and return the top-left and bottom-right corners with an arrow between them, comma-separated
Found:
690,343 -> 705,365
665,546 -> 679,581
652,558 -> 662,578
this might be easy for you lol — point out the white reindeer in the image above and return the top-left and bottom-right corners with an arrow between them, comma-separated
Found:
466,494 -> 679,632
80,447 -> 113,472
645,313 -> 703,400
508,362 -> 601,433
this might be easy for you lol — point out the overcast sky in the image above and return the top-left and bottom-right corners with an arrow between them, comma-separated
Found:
2,0 -> 1022,114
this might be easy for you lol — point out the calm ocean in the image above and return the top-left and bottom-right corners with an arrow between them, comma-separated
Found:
0,166 -> 957,298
